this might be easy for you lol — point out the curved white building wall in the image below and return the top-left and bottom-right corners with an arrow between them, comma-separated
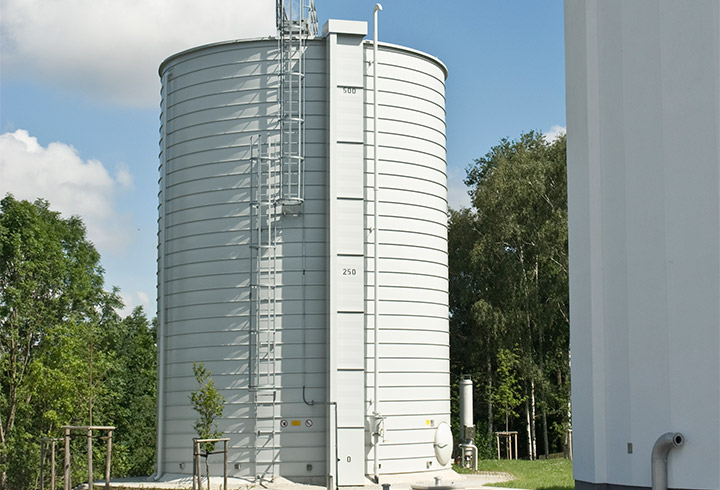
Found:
158,21 -> 449,484
566,2 -> 720,490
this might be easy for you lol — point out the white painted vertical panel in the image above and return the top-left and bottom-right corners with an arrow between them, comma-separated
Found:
336,144 -> 364,198
566,2 -> 720,489
337,370 -> 365,427
335,200 -> 364,254
336,256 -> 364,312
326,21 -> 367,486
337,313 -> 364,370
337,428 -> 365,485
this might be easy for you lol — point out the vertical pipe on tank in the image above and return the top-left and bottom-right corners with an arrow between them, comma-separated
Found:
372,3 -> 383,483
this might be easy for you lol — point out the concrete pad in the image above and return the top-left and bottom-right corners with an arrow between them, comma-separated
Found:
104,470 -> 515,490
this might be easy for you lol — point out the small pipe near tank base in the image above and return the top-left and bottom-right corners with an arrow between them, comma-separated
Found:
372,3 -> 383,484
651,432 -> 683,490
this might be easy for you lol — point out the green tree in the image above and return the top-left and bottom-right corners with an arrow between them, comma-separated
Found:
491,348 -> 524,431
449,132 -> 569,459
189,361 -> 225,481
0,195 -> 157,489
102,308 -> 157,477
0,196 -> 120,489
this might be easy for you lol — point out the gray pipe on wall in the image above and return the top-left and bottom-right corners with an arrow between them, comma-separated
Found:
651,432 -> 684,490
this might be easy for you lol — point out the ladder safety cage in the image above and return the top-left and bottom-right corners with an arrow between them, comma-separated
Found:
276,0 -> 317,208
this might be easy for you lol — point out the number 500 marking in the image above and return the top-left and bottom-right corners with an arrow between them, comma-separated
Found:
341,86 -> 358,94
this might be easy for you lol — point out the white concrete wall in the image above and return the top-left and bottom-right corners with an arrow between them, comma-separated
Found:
566,1 -> 720,489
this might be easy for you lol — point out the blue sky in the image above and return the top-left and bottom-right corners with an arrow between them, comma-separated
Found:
0,0 -> 565,316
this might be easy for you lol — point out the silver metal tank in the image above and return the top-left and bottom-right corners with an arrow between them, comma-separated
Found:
157,21 -> 448,483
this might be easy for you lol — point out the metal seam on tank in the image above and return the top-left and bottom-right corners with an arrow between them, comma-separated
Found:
374,65 -> 445,85
167,100 -> 278,120
378,213 -> 448,227
374,76 -> 445,100
166,114 -> 279,134
373,149 -> 447,166
375,133 -> 446,152
369,116 -> 446,138
373,104 -> 446,126
374,87 -> 445,108
378,244 -> 447,255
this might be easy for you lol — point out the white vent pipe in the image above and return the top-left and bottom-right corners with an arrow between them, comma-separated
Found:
651,432 -> 683,490
459,378 -> 473,433
458,377 -> 477,469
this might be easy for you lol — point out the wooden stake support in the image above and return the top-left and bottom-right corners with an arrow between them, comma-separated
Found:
61,425 -> 115,490
495,431 -> 518,460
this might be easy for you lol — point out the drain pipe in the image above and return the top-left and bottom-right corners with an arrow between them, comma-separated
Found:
651,432 -> 683,490
372,2 -> 383,485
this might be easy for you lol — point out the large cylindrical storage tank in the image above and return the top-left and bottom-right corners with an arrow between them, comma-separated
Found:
157,19 -> 448,485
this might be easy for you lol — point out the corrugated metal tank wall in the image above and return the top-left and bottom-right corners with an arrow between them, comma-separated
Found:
158,38 -> 330,478
364,43 -> 449,475
158,29 -> 449,482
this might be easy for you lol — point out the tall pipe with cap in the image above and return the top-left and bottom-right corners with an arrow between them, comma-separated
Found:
458,377 -> 478,469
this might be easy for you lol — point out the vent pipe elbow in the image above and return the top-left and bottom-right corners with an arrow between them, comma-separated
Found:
651,432 -> 683,490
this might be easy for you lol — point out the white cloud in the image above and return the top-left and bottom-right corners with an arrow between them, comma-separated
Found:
0,129 -> 134,252
118,290 -> 153,317
544,125 -> 566,143
447,166 -> 472,210
0,0 -> 276,107
115,164 -> 134,190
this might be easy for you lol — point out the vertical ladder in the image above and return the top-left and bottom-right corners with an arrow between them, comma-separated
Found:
246,2 -> 317,482
250,138 -> 280,482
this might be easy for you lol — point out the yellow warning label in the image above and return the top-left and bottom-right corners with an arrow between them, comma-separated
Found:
291,420 -> 301,426
426,420 -> 431,426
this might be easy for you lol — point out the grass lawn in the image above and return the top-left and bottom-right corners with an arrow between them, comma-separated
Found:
455,458 -> 574,490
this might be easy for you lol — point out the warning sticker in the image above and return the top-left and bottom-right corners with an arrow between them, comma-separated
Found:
291,420 -> 301,427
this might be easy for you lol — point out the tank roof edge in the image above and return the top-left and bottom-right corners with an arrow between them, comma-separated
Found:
158,36 -> 278,77
366,40 -> 448,80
